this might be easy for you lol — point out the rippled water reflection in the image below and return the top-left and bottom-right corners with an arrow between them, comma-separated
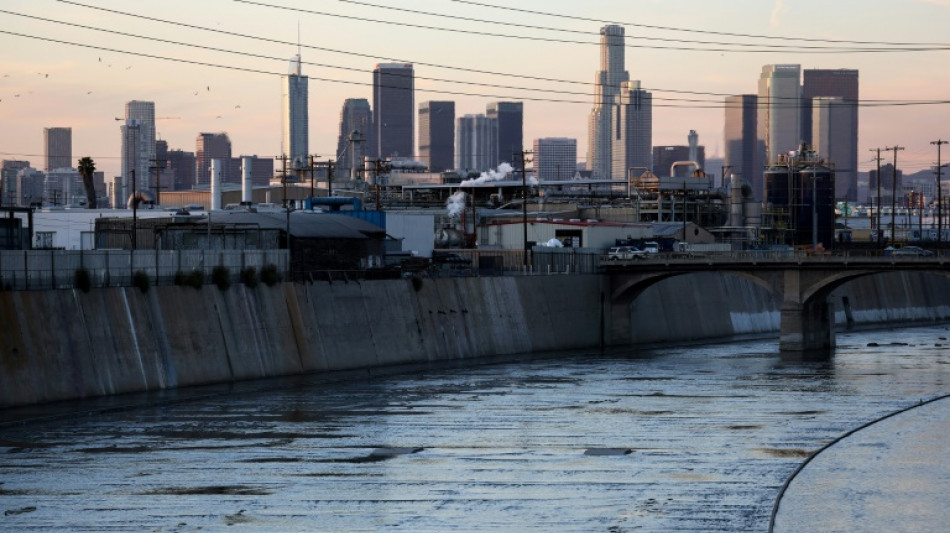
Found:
2,326 -> 949,532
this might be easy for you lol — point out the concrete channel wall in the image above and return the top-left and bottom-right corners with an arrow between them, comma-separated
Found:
0,275 -> 605,408
2,271 -> 949,408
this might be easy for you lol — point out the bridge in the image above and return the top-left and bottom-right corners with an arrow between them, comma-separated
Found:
603,255 -> 950,354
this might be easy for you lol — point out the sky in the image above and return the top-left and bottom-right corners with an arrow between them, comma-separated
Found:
2,0 -> 950,180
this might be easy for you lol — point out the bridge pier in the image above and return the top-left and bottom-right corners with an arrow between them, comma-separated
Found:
778,268 -> 835,355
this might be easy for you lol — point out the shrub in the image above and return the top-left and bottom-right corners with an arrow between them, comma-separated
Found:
132,270 -> 150,294
212,266 -> 231,291
240,266 -> 259,288
410,274 -> 423,292
260,264 -> 282,287
186,269 -> 205,289
74,267 -> 92,293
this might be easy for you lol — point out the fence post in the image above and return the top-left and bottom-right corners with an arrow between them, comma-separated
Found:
23,250 -> 28,290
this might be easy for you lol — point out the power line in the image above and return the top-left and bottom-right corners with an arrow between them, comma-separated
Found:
445,0 -> 950,47
234,0 -> 950,54
329,0 -> 925,52
5,13 -> 948,109
49,2 -> 948,103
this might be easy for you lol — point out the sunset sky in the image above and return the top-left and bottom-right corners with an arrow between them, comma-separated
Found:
2,0 -> 949,179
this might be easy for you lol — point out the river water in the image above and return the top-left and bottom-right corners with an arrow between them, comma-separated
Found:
2,326 -> 949,532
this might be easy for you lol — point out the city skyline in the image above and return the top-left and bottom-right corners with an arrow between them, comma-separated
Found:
1,0 -> 949,180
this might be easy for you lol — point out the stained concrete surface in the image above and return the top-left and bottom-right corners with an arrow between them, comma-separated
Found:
1,326 -> 949,532
772,396 -> 950,533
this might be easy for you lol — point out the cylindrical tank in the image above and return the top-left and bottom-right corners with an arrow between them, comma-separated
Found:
799,165 -> 835,247
764,166 -> 790,208
210,158 -> 222,211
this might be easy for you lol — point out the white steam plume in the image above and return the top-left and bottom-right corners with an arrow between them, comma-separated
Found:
459,162 -> 514,187
446,191 -> 466,219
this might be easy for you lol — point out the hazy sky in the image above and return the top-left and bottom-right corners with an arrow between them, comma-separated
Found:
2,0 -> 949,179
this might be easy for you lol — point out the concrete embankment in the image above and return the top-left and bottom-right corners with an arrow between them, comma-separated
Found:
2,271 -> 949,408
0,276 -> 604,408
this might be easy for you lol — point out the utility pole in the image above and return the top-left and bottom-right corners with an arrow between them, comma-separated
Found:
932,140 -> 948,247
308,155 -> 316,201
870,148 -> 883,247
884,146 -> 905,244
130,169 -> 137,251
326,159 -> 335,199
516,149 -> 533,268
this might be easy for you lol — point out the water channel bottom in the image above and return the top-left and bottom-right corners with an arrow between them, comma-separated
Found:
1,326 -> 948,532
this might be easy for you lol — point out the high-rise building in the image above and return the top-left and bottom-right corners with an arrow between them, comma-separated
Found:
456,114 -> 495,172
533,138 -> 577,181
612,81 -> 652,180
282,54 -> 309,172
812,97 -> 853,200
196,133 -> 232,186
587,25 -> 629,179
419,101 -> 455,172
228,156 -> 274,187
124,100 -> 156,191
120,119 -> 143,202
803,69 -> 859,201
723,94 -> 764,198
43,127 -> 72,171
653,145 -> 705,177
758,65 -> 801,164
335,98 -> 373,179
1,160 -> 30,206
166,149 -> 196,191
487,101 -> 523,168
373,63 -> 414,160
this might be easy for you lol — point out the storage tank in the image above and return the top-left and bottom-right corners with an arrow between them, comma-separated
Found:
799,164 -> 835,248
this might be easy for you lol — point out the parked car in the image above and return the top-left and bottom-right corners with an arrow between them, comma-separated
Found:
606,246 -> 648,261
890,246 -> 934,257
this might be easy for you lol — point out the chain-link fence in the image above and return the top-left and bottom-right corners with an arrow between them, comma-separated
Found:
0,249 -> 289,290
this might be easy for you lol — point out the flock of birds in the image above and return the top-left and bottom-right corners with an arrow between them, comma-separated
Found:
1,58 -> 243,117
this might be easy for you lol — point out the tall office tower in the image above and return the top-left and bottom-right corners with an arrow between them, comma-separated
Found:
196,133 -> 232,186
166,149 -> 196,190
612,81 -> 652,180
124,100 -> 156,191
723,94 -> 763,198
373,63 -> 414,159
803,69 -> 859,201
1,160 -> 30,206
487,101 -> 523,168
587,25 -> 630,179
456,114 -> 496,172
653,145 -> 705,177
758,65 -> 801,164
120,119 -> 143,202
335,98 -> 373,178
43,127 -> 72,171
419,101 -> 456,172
282,54 -> 309,172
812,97 -> 851,200
533,138 -> 577,181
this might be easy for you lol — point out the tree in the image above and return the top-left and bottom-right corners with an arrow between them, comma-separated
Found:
77,156 -> 96,208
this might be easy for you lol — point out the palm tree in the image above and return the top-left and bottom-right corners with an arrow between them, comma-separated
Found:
77,156 -> 96,208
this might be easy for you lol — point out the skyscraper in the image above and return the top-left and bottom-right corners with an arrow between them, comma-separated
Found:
723,94 -> 764,198
335,98 -> 373,179
282,54 -> 309,172
43,127 -> 72,171
533,138 -> 577,181
456,114 -> 495,172
653,145 -> 705,177
373,63 -> 414,160
612,81 -> 652,180
812,97 -> 852,201
487,101 -> 523,168
120,119 -> 143,202
803,69 -> 859,201
419,101 -> 455,172
587,25 -> 629,179
123,100 -> 156,191
196,133 -> 232,186
758,65 -> 801,164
